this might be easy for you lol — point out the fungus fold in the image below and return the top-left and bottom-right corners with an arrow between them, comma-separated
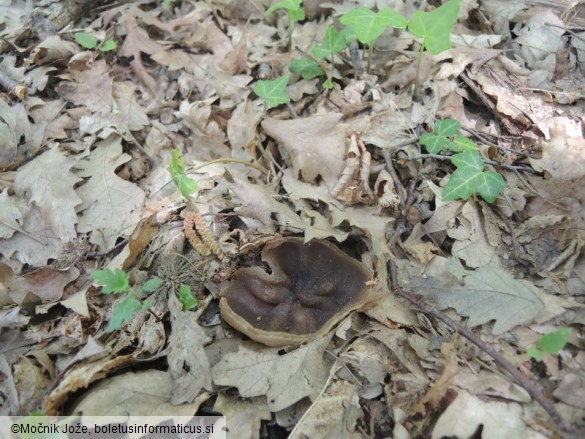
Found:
219,237 -> 372,347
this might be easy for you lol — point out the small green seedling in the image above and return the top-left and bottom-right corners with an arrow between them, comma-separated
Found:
253,76 -> 291,109
289,57 -> 325,80
528,328 -> 572,362
420,119 -> 506,203
265,0 -> 305,50
179,284 -> 198,311
168,148 -> 198,199
340,7 -> 406,72
74,31 -> 117,52
92,268 -> 162,332
407,0 -> 459,86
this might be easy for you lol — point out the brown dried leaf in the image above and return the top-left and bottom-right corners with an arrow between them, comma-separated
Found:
211,335 -> 332,411
262,113 -> 347,190
14,149 -> 82,242
75,135 -> 146,250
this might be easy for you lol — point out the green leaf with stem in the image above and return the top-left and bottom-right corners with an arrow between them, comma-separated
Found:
92,268 -> 130,294
142,297 -> 155,311
407,0 -> 459,55
168,148 -> 198,198
108,295 -> 142,331
141,277 -> 163,293
312,26 -> 347,58
289,58 -> 325,79
528,328 -> 572,361
265,0 -> 303,16
99,39 -> 117,52
443,157 -> 506,203
75,32 -> 98,49
340,7 -> 406,73
266,0 -> 304,49
254,76 -> 291,108
179,284 -> 198,311
419,132 -> 452,154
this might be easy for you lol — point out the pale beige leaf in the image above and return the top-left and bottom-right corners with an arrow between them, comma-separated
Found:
14,148 -> 82,242
432,390 -> 525,439
211,335 -> 332,411
56,59 -> 113,112
262,113 -> 347,190
69,369 -> 204,416
410,259 -> 543,334
0,191 -> 22,239
75,135 -> 145,250
167,295 -> 212,404
113,81 -> 149,131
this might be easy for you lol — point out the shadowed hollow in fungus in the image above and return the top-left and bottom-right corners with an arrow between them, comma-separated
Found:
219,237 -> 372,347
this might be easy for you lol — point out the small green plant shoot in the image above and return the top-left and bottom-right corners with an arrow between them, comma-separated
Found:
179,284 -> 198,311
407,0 -> 459,55
265,0 -> 305,49
168,148 -> 198,199
420,119 -> 506,203
340,7 -> 406,72
289,57 -> 325,80
407,0 -> 459,86
74,31 -> 117,52
253,76 -> 290,109
527,328 -> 572,362
92,268 -> 162,332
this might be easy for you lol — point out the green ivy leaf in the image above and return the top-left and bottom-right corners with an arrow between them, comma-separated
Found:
538,328 -> 571,355
99,39 -> 117,52
265,0 -> 303,16
340,7 -> 406,46
74,32 -> 98,49
323,78 -> 334,89
435,118 -> 461,137
141,277 -> 163,293
419,132 -> 451,154
312,26 -> 347,58
179,284 -> 198,311
289,58 -> 325,79
168,148 -> 198,198
407,0 -> 459,54
107,295 -> 142,331
253,76 -> 290,108
443,166 -> 506,203
451,150 -> 484,172
450,135 -> 477,152
92,268 -> 130,294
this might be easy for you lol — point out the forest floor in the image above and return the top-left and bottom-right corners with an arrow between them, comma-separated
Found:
1,0 -> 585,437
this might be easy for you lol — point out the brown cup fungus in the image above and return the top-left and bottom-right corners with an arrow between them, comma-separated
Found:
219,237 -> 372,347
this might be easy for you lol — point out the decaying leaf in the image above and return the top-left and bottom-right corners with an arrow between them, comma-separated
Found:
211,335 -> 332,411
410,258 -> 543,334
167,295 -> 212,405
14,148 -> 82,243
261,113 -> 347,189
75,135 -> 146,249
331,132 -> 375,205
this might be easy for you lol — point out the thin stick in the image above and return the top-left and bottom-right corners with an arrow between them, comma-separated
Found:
387,260 -> 573,433
188,158 -> 269,175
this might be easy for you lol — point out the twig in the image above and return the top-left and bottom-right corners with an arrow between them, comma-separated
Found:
461,127 -> 527,157
382,150 -> 406,210
406,153 -> 537,174
188,157 -> 269,175
387,260 -> 573,433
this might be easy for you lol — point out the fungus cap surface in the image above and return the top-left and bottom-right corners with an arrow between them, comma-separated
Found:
219,237 -> 372,346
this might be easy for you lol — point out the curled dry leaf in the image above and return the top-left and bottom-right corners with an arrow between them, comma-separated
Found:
331,132 -> 375,205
